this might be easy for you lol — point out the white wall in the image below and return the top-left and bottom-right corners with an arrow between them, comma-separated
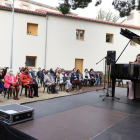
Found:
0,10 -> 46,74
123,10 -> 140,26
46,15 -> 140,73
1,9 -> 140,75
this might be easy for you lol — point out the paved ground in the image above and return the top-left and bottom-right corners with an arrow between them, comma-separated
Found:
13,87 -> 140,140
0,84 -> 111,106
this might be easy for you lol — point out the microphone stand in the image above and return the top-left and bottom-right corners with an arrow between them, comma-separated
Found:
96,55 -> 119,101
96,56 -> 112,93
96,56 -> 106,91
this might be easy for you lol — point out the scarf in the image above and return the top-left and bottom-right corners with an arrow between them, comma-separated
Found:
90,71 -> 94,75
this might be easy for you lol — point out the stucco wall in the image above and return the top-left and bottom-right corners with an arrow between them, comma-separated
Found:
0,10 -> 46,74
46,15 -> 140,73
1,10 -> 140,75
123,10 -> 140,26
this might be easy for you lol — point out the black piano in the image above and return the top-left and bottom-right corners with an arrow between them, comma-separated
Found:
109,28 -> 140,100
111,63 -> 140,99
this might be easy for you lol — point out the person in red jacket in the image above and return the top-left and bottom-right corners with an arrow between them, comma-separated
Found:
20,68 -> 39,98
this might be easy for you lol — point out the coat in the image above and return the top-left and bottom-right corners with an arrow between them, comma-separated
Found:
4,74 -> 17,89
59,73 -> 67,84
20,72 -> 35,86
71,73 -> 79,83
83,72 -> 90,79
44,74 -> 54,85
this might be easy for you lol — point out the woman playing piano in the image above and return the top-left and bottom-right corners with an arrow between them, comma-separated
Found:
129,54 -> 140,99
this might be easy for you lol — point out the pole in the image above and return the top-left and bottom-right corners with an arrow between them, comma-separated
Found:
10,0 -> 14,69
44,15 -> 48,69
115,40 -> 131,63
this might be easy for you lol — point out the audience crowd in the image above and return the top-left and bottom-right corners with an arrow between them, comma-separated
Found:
0,66 -> 102,100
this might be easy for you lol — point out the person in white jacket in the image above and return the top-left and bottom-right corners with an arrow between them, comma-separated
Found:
59,69 -> 72,92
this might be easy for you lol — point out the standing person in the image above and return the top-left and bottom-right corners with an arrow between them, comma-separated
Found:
16,67 -> 22,81
89,69 -> 96,86
96,71 -> 102,86
20,68 -> 39,98
69,70 -> 73,83
28,68 -> 38,85
0,67 -> 4,95
83,68 -> 91,87
2,67 -> 9,79
37,67 -> 42,83
44,70 -> 56,94
60,69 -> 72,92
71,68 -> 82,92
50,68 -> 56,82
56,69 -> 60,84
129,54 -> 140,99
4,69 -> 20,100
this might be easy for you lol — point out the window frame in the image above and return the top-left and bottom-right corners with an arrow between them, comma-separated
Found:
76,29 -> 85,40
27,23 -> 38,36
106,33 -> 113,43
25,56 -> 37,68
130,40 -> 136,46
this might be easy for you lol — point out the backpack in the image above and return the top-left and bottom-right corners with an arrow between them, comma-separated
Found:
63,74 -> 68,82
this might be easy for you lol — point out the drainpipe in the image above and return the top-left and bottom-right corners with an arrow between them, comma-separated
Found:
44,15 -> 48,69
10,0 -> 14,69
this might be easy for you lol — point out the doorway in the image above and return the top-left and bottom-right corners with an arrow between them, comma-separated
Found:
75,59 -> 83,74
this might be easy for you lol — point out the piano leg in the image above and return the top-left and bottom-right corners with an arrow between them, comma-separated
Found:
112,77 -> 116,100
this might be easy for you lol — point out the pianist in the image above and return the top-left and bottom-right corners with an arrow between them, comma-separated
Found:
129,54 -> 140,99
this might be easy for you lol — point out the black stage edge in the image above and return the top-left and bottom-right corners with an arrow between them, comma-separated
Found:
0,121 -> 37,140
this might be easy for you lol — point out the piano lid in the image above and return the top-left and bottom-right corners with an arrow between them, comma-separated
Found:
120,28 -> 140,45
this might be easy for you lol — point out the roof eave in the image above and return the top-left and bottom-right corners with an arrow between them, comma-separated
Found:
46,13 -> 140,30
0,6 -> 46,16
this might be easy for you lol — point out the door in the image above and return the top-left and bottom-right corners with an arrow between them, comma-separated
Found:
75,59 -> 83,74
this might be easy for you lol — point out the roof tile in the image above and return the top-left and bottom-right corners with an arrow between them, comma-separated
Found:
0,5 -> 140,30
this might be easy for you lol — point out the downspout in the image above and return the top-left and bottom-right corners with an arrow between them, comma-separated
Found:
44,15 -> 48,69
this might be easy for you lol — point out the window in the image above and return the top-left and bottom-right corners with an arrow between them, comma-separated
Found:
27,23 -> 38,35
76,29 -> 85,40
26,56 -> 37,68
106,34 -> 113,43
130,40 -> 136,46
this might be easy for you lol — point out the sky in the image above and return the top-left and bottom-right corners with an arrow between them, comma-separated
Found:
32,0 -> 125,22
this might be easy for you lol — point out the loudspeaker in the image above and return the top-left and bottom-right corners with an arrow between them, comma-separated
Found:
107,51 -> 116,65
0,121 -> 37,140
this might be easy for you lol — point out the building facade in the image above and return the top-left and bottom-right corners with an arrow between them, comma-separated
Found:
122,9 -> 140,26
0,5 -> 140,74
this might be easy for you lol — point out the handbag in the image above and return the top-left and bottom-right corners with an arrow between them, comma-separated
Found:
12,83 -> 19,87
63,74 -> 68,82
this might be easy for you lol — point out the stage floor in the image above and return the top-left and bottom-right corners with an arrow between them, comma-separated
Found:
14,87 -> 140,140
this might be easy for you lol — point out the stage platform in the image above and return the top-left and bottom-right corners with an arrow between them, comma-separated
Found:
13,87 -> 140,140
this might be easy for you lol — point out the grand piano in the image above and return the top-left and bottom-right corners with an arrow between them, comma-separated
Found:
110,28 -> 140,99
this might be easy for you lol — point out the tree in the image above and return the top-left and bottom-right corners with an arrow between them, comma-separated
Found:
96,9 -> 120,22
57,0 -> 140,17
57,0 -> 92,14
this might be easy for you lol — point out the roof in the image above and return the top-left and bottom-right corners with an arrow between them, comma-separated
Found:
0,5 -> 46,16
19,0 -> 77,15
19,0 -> 59,11
1,5 -> 140,30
